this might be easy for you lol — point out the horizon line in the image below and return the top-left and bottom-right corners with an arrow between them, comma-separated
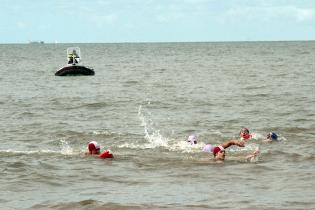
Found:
1,39 -> 315,45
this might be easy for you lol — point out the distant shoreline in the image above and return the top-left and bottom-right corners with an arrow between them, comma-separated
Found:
28,41 -> 45,44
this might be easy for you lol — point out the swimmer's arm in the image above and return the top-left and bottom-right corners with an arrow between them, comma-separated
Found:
222,140 -> 245,149
245,149 -> 260,161
262,139 -> 272,143
227,151 -> 260,162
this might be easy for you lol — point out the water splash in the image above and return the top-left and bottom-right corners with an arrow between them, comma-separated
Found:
59,139 -> 73,155
137,105 -> 169,148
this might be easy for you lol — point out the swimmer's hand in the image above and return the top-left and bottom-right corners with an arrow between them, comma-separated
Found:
263,139 -> 272,143
253,148 -> 260,156
245,148 -> 260,160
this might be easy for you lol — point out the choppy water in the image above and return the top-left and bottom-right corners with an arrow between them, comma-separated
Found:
0,42 -> 315,210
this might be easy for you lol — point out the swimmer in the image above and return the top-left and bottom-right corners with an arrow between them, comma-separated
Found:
86,141 -> 113,158
86,141 -> 100,155
212,140 -> 245,161
203,140 -> 259,162
187,134 -> 198,145
203,139 -> 245,161
239,127 -> 252,141
263,132 -> 278,143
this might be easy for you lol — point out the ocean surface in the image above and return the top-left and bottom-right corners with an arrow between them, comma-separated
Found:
0,42 -> 314,210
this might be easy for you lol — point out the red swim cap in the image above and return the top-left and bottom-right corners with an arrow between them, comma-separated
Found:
213,145 -> 225,155
88,141 -> 100,152
99,150 -> 113,159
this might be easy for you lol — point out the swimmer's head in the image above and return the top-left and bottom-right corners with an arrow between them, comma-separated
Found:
240,127 -> 251,140
213,145 -> 225,160
267,132 -> 278,141
88,141 -> 100,154
187,134 -> 197,145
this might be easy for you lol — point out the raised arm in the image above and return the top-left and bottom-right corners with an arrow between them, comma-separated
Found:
221,139 -> 245,149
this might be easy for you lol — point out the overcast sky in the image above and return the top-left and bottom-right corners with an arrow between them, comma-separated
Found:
1,0 -> 315,43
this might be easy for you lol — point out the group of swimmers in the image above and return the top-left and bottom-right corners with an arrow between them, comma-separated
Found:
85,127 -> 279,162
187,128 -> 279,162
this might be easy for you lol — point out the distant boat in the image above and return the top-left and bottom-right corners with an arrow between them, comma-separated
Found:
28,40 -> 44,44
55,47 -> 95,76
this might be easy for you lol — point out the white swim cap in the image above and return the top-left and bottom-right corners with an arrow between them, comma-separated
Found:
187,134 -> 197,144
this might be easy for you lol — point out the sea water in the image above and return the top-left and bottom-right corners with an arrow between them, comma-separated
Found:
0,42 -> 314,209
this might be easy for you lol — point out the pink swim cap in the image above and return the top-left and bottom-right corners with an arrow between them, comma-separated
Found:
203,144 -> 214,153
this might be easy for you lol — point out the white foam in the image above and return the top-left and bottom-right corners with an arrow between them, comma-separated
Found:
0,149 -> 61,155
0,139 -> 75,156
229,142 -> 260,153
251,132 -> 263,140
168,140 -> 205,153
58,139 -> 74,155
90,130 -> 113,135
118,142 -> 162,149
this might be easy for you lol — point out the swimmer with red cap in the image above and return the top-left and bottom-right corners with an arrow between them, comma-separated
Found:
239,127 -> 252,141
203,139 -> 260,162
86,141 -> 113,159
211,139 -> 245,161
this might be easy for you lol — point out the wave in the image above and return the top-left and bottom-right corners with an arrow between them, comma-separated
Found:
0,149 -> 62,155
29,200 -> 168,210
89,130 -> 118,137
0,139 -> 76,156
67,101 -> 111,110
